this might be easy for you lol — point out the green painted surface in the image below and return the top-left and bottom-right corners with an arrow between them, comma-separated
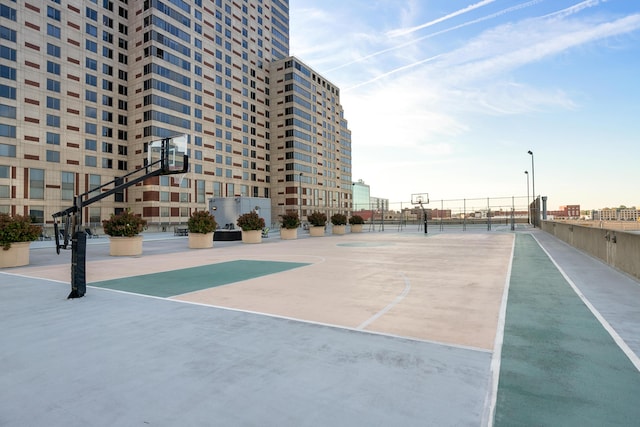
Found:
494,234 -> 640,426
91,260 -> 309,298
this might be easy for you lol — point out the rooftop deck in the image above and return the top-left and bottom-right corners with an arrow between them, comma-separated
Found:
1,225 -> 639,426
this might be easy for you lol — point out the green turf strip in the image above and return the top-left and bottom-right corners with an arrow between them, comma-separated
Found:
494,234 -> 640,426
91,259 -> 309,298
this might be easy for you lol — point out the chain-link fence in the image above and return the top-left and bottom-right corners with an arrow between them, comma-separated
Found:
353,196 -> 533,232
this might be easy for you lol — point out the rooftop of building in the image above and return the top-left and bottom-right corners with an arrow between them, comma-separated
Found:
2,225 -> 639,426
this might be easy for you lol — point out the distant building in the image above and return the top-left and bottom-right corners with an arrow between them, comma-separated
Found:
593,207 -> 639,221
352,180 -> 370,211
548,204 -> 581,219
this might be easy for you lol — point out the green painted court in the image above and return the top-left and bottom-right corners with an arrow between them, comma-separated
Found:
91,259 -> 309,297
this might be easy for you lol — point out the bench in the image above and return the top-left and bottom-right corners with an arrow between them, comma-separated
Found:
174,227 -> 188,236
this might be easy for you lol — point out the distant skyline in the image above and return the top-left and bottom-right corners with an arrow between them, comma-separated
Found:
289,0 -> 640,210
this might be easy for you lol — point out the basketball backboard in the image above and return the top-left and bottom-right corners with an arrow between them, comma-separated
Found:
148,134 -> 188,174
411,193 -> 429,205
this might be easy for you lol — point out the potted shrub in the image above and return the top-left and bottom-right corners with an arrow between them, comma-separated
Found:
331,213 -> 347,235
279,211 -> 300,240
102,209 -> 147,256
0,213 -> 42,268
236,211 -> 265,244
307,211 -> 327,237
187,210 -> 217,249
349,215 -> 365,233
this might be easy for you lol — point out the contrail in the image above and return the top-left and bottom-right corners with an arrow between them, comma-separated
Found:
386,0 -> 497,37
541,0 -> 607,20
341,0 -> 610,91
325,0 -> 544,73
344,55 -> 442,91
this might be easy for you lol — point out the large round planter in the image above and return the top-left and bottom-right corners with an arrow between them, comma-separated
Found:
241,230 -> 262,244
280,228 -> 298,240
309,226 -> 325,237
109,235 -> 143,256
0,242 -> 31,268
189,232 -> 214,249
332,225 -> 346,235
350,224 -> 363,233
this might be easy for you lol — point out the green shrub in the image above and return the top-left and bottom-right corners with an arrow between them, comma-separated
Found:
349,215 -> 365,225
330,213 -> 347,226
280,211 -> 300,229
102,209 -> 147,237
236,211 -> 265,231
0,213 -> 42,250
307,211 -> 327,227
188,210 -> 218,234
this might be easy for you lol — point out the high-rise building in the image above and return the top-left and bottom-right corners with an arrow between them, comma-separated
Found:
269,57 -> 352,221
0,0 -> 351,228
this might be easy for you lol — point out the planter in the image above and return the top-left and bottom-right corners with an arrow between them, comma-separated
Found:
350,224 -> 363,233
332,225 -> 346,235
241,230 -> 262,244
109,235 -> 143,256
0,242 -> 31,268
189,232 -> 214,249
280,228 -> 298,240
309,226 -> 325,237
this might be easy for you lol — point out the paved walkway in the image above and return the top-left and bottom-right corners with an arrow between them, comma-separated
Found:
0,226 -> 639,426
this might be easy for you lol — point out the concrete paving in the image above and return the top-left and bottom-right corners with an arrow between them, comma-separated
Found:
1,226 -> 639,426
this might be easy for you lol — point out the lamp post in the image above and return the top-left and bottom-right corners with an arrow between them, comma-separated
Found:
298,172 -> 303,225
527,150 -> 535,227
524,171 -> 530,225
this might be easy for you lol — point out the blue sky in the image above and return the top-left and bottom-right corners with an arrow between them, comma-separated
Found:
288,0 -> 640,211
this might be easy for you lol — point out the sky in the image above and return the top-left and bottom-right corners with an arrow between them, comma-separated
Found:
288,0 -> 640,211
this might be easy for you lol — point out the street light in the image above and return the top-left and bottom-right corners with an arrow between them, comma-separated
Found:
527,150 -> 535,227
524,171 -> 530,225
298,172 -> 303,225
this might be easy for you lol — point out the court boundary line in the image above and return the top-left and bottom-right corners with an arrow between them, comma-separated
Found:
169,294 -> 492,353
356,272 -> 411,330
483,233 -> 516,427
532,234 -> 640,372
75,282 -> 491,353
0,271 -> 69,285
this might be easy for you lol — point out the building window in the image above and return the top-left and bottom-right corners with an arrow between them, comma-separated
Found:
47,24 -> 61,39
29,169 -> 45,199
46,150 -> 60,163
61,171 -> 74,200
46,132 -> 60,145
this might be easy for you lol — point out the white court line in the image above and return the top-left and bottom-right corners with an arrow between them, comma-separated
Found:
483,234 -> 515,427
356,272 -> 411,331
532,234 -> 640,372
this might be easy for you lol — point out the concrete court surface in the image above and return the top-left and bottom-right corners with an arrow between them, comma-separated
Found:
1,226 -> 639,426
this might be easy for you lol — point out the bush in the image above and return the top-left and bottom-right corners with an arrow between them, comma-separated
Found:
188,210 -> 218,234
0,213 -> 42,250
307,211 -> 327,227
236,211 -> 265,231
349,215 -> 365,225
280,211 -> 300,229
330,213 -> 347,226
102,209 -> 147,237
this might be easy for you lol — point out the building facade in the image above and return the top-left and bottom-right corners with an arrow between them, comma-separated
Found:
0,0 -> 351,227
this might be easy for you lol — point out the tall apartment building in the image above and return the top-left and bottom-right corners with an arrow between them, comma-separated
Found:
0,0 -> 351,227
269,57 -> 352,220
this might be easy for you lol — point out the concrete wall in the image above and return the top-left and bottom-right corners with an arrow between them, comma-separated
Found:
541,221 -> 640,281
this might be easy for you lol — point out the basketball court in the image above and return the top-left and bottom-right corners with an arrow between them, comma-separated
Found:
12,229 -> 514,350
2,227 -> 640,426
